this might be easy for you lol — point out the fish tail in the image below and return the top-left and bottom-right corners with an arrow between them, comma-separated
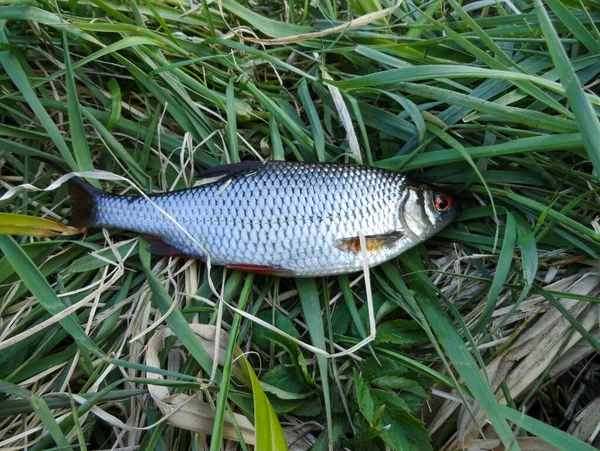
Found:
67,177 -> 103,229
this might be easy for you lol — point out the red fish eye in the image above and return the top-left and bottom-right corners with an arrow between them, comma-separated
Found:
434,193 -> 452,212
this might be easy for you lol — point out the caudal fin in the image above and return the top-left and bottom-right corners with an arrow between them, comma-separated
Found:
67,177 -> 103,229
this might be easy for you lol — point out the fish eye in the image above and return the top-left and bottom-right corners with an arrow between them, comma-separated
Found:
434,193 -> 452,212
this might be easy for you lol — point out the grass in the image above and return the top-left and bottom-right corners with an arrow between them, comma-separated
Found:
1,0 -> 600,449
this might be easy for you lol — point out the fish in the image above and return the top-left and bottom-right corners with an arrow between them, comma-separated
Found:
67,161 -> 458,277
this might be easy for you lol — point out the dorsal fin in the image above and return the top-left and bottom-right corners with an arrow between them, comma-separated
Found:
194,161 -> 266,187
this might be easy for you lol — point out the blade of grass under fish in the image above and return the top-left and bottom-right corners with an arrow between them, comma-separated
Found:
0,381 -> 69,448
338,275 -> 377,360
296,278 -> 333,449
139,243 -> 217,376
0,235 -> 102,356
426,123 -> 499,249
209,275 -> 253,451
534,0 -> 600,181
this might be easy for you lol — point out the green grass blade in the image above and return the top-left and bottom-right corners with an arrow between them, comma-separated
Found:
534,0 -> 600,180
0,381 -> 69,448
0,235 -> 102,356
499,404 -> 596,451
472,211 -> 516,335
139,241 -> 218,376
296,278 -> 333,449
209,275 -> 253,451
298,80 -> 325,161
398,259 -> 518,449
226,79 -> 240,163
61,26 -> 96,182
0,28 -> 77,170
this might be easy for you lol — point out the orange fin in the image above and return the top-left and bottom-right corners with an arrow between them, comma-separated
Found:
144,235 -> 190,258
227,264 -> 294,277
336,232 -> 404,253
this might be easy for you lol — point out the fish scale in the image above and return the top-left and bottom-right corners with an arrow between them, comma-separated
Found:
80,161 -> 457,277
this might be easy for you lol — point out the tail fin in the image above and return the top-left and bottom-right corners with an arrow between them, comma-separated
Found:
33,156 -> 104,230
67,177 -> 103,229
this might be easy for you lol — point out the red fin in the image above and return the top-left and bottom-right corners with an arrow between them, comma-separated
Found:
227,264 -> 294,277
144,235 -> 190,258
336,232 -> 404,253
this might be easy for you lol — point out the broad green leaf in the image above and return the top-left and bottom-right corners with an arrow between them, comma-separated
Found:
0,213 -> 80,237
235,352 -> 289,451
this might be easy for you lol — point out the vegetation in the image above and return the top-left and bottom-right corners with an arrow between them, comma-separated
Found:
1,0 -> 599,449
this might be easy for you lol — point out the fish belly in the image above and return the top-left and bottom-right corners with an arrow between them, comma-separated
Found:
93,163 -> 406,276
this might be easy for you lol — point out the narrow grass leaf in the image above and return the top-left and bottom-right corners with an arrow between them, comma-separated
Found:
534,0 -> 600,179
298,80 -> 325,161
0,381 -> 69,448
209,275 -> 254,451
296,278 -> 332,449
139,242 -> 217,376
226,79 -> 240,163
269,116 -> 285,161
106,78 -> 122,132
0,235 -> 102,355
0,29 -> 77,170
543,0 -> 600,55
472,211 -> 516,335
499,405 -> 596,451
61,27 -> 96,181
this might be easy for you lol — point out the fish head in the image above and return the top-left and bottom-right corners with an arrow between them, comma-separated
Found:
399,184 -> 459,240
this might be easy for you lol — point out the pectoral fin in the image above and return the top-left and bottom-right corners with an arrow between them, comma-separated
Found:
336,232 -> 404,253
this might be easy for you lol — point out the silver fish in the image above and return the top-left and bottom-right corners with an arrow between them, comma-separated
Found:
69,161 -> 458,277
